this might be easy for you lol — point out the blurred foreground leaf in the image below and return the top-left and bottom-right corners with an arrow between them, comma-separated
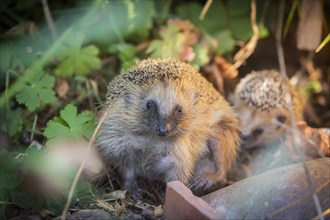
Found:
0,108 -> 23,137
0,145 -> 97,215
0,150 -> 24,190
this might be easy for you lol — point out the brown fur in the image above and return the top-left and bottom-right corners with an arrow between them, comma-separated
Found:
96,58 -> 240,197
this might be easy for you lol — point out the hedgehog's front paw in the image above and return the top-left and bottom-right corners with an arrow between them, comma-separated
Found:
124,179 -> 144,201
188,173 -> 227,196
128,186 -> 144,201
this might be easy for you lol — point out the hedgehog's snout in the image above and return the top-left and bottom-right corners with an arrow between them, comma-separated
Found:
156,124 -> 169,136
156,117 -> 173,137
241,134 -> 249,141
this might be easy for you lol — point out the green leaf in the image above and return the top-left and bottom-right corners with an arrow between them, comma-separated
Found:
54,30 -> 101,77
10,189 -> 44,210
146,23 -> 185,59
192,45 -> 209,68
0,188 -> 11,215
0,150 -> 24,190
109,42 -> 137,72
215,30 -> 236,55
259,24 -> 269,39
9,176 -> 47,212
80,0 -> 155,46
0,108 -> 23,137
0,44 -> 24,72
46,196 -> 67,215
15,71 -> 56,111
43,104 -> 95,141
176,1 -> 227,35
0,36 -> 41,73
177,1 -> 269,54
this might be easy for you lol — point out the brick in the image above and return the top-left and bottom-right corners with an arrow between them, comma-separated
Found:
164,181 -> 222,220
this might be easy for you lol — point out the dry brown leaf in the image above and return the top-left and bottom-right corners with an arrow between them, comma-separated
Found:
287,121 -> 330,159
89,79 -> 99,97
104,190 -> 127,201
154,204 -> 164,215
318,128 -> 330,157
55,78 -> 70,98
214,55 -> 238,79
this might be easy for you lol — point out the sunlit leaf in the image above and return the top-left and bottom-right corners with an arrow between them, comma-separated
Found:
192,45 -> 209,68
259,24 -> 269,39
147,19 -> 200,64
43,104 -> 95,141
147,23 -> 183,59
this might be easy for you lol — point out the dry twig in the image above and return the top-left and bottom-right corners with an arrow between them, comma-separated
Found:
199,0 -> 213,21
276,0 -> 286,76
224,0 -> 259,76
41,0 -> 58,40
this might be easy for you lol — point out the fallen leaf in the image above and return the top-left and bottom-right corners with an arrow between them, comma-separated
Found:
214,55 -> 238,79
55,78 -> 70,98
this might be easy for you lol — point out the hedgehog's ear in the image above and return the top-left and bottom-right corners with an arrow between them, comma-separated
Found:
193,92 -> 199,105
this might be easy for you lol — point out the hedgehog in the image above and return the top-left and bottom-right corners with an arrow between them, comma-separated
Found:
96,58 -> 240,198
232,70 -> 305,149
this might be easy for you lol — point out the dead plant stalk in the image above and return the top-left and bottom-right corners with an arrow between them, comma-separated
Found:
224,0 -> 259,76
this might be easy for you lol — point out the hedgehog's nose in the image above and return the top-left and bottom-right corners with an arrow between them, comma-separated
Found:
241,135 -> 249,141
156,119 -> 171,137
156,125 -> 169,136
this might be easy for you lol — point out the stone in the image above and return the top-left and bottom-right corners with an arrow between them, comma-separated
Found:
203,158 -> 330,219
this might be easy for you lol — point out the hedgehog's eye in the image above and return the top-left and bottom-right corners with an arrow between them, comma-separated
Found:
146,100 -> 153,110
253,128 -> 264,137
175,105 -> 182,114
276,115 -> 286,123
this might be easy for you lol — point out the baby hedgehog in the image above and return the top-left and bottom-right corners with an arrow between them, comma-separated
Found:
232,70 -> 305,149
96,58 -> 240,198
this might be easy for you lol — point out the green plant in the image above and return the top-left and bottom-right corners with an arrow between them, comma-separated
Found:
0,107 -> 23,137
16,72 -> 56,111
43,104 -> 95,142
0,1 -> 281,218
0,146 -> 95,216
147,19 -> 209,68
54,30 -> 101,77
